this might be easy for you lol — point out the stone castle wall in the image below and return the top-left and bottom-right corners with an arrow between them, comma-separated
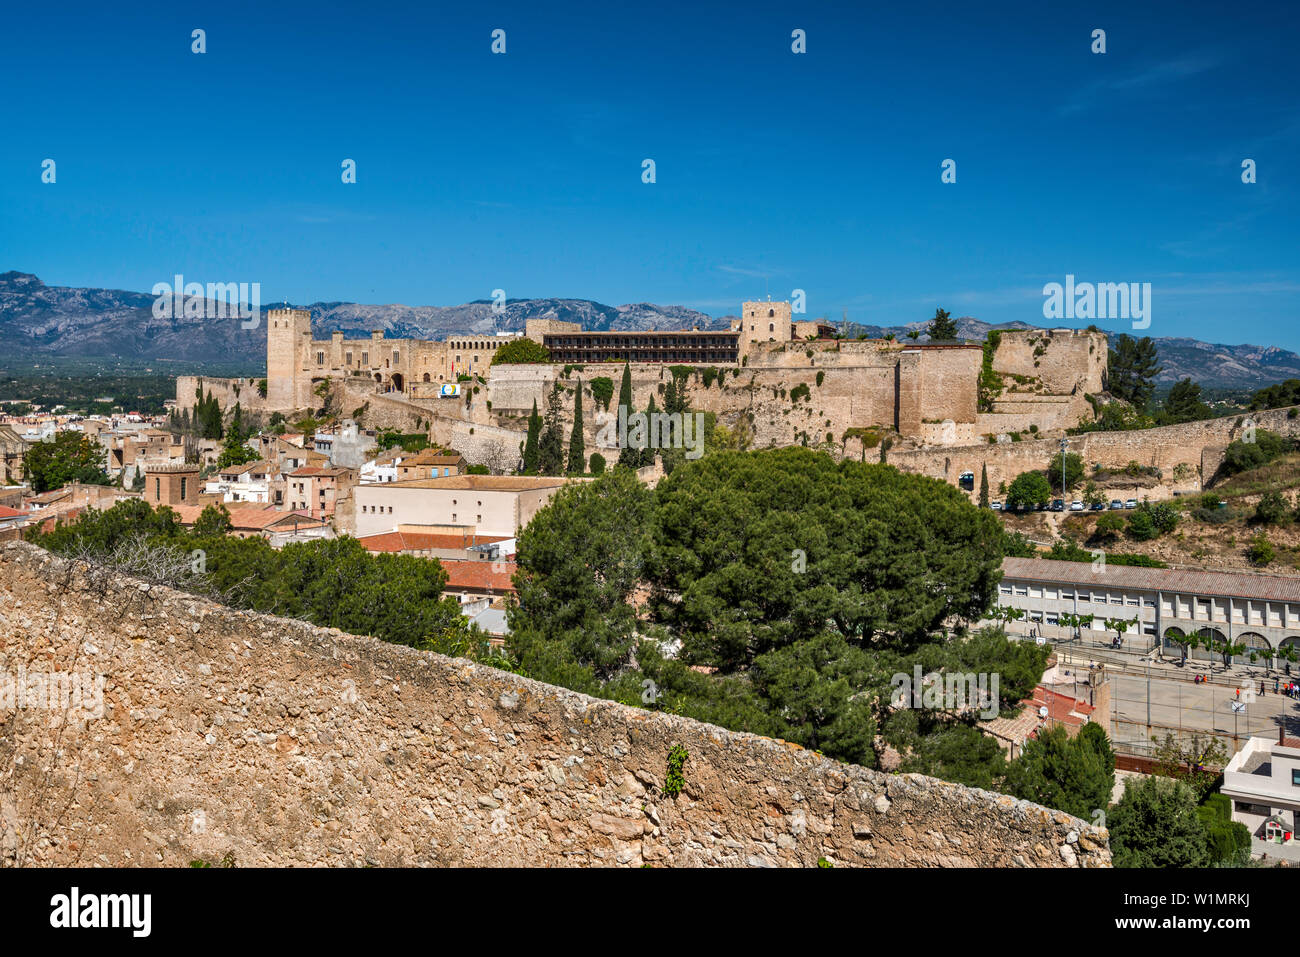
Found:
0,541 -> 1108,867
889,406 -> 1300,502
175,376 -> 272,416
992,329 -> 1107,397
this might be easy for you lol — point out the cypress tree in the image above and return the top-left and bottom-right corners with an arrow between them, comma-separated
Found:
567,380 -> 586,474
640,395 -> 659,467
522,399 -> 541,473
616,363 -> 639,469
538,385 -> 564,475
979,463 -> 989,507
617,362 -> 633,418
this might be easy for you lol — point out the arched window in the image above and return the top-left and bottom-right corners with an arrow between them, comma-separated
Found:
769,323 -> 774,332
768,309 -> 775,317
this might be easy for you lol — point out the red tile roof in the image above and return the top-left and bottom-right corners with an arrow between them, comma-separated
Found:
357,530 -> 510,553
1003,556 -> 1300,603
440,559 -> 517,593
171,505 -> 327,531
0,505 -> 29,519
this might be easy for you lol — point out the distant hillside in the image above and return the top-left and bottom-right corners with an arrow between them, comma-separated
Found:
1,271 -> 1296,391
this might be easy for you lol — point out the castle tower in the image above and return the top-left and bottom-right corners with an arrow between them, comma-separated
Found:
738,300 -> 793,357
267,308 -> 313,411
142,461 -> 200,507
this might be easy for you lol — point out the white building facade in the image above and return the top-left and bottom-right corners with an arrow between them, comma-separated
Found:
997,558 -> 1300,670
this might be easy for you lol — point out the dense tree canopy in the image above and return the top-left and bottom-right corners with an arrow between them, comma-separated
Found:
1006,471 -> 1052,508
490,337 -> 551,365
23,432 -> 113,493
507,449 -> 1013,766
1108,776 -> 1210,868
650,449 -> 1005,666
29,501 -> 463,647
1003,723 -> 1115,820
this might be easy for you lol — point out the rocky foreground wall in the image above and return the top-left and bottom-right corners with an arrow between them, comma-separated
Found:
0,542 -> 1109,867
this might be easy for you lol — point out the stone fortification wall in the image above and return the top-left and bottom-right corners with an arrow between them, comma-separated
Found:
0,542 -> 1108,868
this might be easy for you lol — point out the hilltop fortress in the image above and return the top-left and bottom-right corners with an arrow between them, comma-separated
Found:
176,301 -> 1108,461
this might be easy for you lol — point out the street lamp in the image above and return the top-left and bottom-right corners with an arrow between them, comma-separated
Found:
1059,437 -> 1068,504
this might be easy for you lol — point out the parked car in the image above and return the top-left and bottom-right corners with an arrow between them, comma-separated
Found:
1034,502 -> 1046,511
1069,500 -> 1085,511
1090,501 -> 1105,511
1109,500 -> 1124,510
1050,499 -> 1065,512
991,501 -> 1002,510
1125,498 -> 1138,509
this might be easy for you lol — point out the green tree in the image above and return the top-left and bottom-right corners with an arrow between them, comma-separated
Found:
1109,776 -> 1210,868
616,363 -> 638,469
1091,512 -> 1126,543
1046,452 -> 1084,492
978,463 -> 989,508
522,399 -> 541,473
589,376 -> 614,412
650,448 -> 1005,668
216,431 -> 258,470
1220,428 -> 1291,476
507,470 -> 655,686
193,503 -> 232,536
23,432 -> 112,493
1006,471 -> 1052,508
1196,794 -> 1252,866
1004,724 -> 1115,820
588,452 -> 606,474
537,386 -> 564,476
1160,378 -> 1213,424
749,632 -> 877,763
1247,533 -> 1274,566
490,337 -> 551,364
1253,490 -> 1288,525
1107,334 -> 1162,410
566,379 -> 586,474
1126,501 -> 1178,541
927,307 -> 958,341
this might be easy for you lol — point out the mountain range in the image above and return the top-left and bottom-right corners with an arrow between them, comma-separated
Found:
2,271 -> 1296,391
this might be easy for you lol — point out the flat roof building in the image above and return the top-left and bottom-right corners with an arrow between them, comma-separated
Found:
352,474 -> 573,539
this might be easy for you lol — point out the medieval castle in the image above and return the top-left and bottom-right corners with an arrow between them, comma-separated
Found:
178,301 -> 1108,460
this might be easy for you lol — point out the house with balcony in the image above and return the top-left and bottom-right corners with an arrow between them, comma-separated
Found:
1222,729 -> 1300,861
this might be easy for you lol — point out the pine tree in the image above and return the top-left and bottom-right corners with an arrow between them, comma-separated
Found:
522,399 -> 541,473
567,380 -> 586,474
927,307 -> 958,341
979,463 -> 989,508
1108,334 -> 1163,410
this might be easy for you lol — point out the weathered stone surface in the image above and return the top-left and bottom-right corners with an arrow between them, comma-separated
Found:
0,542 -> 1110,867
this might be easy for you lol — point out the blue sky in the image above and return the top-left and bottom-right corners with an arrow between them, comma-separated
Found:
2,0 -> 1298,347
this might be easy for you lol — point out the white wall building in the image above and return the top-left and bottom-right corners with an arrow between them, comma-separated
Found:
1222,731 -> 1300,861
997,557 -> 1300,670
